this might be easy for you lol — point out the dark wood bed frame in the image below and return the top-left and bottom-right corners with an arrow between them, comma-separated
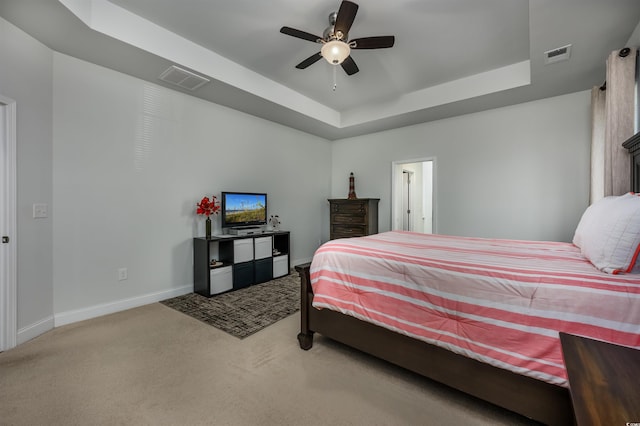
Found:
295,131 -> 640,426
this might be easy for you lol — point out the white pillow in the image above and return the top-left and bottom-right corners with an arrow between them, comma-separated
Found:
573,196 -> 617,249
580,193 -> 640,274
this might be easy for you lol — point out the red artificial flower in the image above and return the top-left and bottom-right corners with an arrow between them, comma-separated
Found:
196,195 -> 220,217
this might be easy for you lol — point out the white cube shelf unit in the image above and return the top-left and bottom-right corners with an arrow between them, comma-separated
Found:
193,231 -> 290,297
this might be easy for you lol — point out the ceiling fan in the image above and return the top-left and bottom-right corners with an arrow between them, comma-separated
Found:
280,0 -> 395,76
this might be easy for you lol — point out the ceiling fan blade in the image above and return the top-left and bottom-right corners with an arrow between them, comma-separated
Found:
296,52 -> 323,69
350,36 -> 395,49
334,1 -> 359,39
280,26 -> 322,43
341,55 -> 359,75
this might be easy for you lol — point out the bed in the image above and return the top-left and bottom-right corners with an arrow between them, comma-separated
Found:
295,132 -> 640,426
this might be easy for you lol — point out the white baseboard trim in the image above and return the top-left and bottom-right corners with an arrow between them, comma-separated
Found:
54,285 -> 192,327
17,315 -> 54,345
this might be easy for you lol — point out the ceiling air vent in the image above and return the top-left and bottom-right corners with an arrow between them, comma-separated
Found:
159,65 -> 210,91
544,44 -> 572,65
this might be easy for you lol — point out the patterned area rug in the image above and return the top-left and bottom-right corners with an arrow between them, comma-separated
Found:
161,272 -> 300,339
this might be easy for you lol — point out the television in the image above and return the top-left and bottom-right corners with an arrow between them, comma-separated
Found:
221,192 -> 268,228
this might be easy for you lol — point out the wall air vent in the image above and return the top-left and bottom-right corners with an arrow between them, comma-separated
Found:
159,65 -> 210,91
544,44 -> 572,65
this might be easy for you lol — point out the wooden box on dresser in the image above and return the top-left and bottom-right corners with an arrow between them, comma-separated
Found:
328,198 -> 379,240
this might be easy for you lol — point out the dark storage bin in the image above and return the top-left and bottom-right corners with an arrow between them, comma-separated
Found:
255,257 -> 273,284
233,262 -> 254,289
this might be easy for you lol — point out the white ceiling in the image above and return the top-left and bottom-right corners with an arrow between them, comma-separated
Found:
1,0 -> 640,140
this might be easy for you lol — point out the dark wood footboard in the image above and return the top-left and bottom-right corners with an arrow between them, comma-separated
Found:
295,263 -> 314,350
294,263 -> 573,425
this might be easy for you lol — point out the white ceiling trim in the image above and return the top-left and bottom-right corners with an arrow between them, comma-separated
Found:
59,0 -> 341,127
59,0 -> 532,130
342,60 -> 531,127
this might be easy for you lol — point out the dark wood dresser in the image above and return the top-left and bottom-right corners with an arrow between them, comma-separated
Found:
328,198 -> 379,240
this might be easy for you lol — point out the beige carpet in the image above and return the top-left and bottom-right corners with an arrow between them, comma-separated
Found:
0,303 -> 540,426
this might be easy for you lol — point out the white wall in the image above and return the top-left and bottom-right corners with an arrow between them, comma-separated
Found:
331,91 -> 592,242
0,17 -> 54,339
52,53 -> 331,322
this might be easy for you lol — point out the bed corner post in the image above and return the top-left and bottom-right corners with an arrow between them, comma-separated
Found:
295,263 -> 314,350
623,131 -> 640,192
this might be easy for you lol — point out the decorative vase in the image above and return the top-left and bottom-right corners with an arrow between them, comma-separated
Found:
205,216 -> 212,238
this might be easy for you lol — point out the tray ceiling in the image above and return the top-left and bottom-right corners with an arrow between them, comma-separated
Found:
1,0 -> 639,140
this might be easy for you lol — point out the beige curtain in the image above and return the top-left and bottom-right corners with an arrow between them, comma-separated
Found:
591,48 -> 637,203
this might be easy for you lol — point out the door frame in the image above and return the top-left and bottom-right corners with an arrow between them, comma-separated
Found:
391,157 -> 436,234
0,95 -> 17,351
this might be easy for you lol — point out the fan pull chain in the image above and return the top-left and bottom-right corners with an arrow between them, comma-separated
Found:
332,65 -> 337,91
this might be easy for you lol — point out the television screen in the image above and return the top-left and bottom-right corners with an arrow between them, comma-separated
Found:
221,192 -> 267,228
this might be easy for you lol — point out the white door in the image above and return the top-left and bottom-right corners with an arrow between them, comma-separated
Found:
402,170 -> 413,231
0,97 -> 17,351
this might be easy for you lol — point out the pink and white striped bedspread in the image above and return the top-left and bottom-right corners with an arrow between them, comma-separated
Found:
310,231 -> 640,387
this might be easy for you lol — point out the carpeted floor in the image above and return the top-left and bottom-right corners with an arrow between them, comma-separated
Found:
0,303 -> 541,426
161,272 -> 299,338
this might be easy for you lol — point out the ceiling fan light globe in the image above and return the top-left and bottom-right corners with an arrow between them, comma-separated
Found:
321,40 -> 350,65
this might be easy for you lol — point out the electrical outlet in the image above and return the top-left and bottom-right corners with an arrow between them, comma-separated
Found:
33,203 -> 48,218
117,268 -> 128,281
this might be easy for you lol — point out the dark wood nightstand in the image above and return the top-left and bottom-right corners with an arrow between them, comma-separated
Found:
560,332 -> 640,426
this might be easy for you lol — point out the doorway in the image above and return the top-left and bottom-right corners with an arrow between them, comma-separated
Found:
402,170 -> 414,231
0,96 -> 17,351
392,158 -> 434,233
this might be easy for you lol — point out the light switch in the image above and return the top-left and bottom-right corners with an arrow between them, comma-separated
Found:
33,203 -> 48,218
